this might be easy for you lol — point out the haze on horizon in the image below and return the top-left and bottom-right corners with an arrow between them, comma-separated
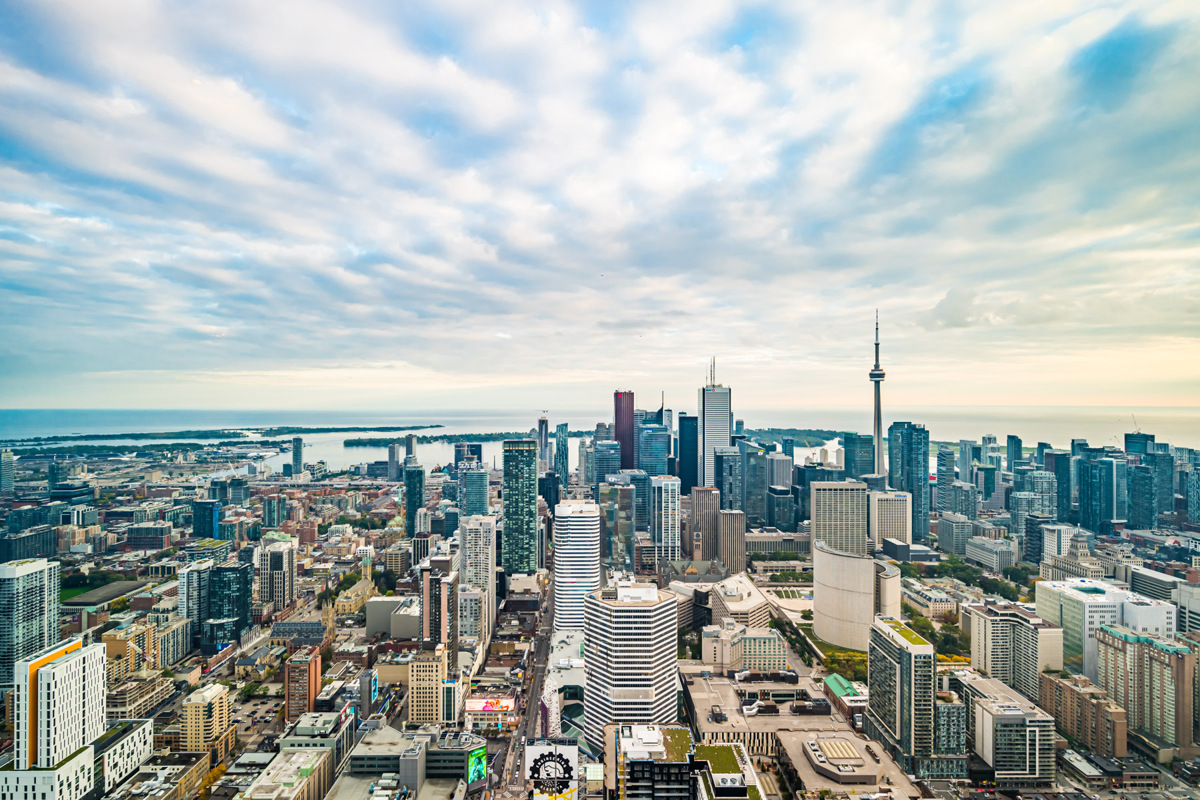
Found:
1,1 -> 1199,412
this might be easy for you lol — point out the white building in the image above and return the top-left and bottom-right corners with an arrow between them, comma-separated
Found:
812,541 -> 901,652
0,559 -> 61,695
964,537 -> 1016,572
767,453 -> 793,488
811,481 -> 870,556
553,501 -> 602,632
460,515 -> 497,643
583,582 -> 676,748
869,491 -> 912,547
709,572 -> 772,629
698,383 -> 732,488
963,601 -> 1063,703
177,558 -> 213,643
701,618 -> 789,672
650,476 -> 681,562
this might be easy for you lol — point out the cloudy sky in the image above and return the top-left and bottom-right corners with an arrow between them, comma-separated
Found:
1,0 -> 1198,414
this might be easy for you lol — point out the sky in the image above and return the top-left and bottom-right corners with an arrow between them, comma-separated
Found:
1,0 -> 1199,413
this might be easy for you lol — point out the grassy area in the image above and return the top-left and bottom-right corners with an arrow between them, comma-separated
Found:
695,743 -> 740,773
797,623 -> 866,659
60,587 -> 90,601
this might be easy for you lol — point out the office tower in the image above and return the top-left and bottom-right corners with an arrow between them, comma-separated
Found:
583,583 -> 676,747
1144,450 -> 1176,515
1037,672 -> 1128,758
537,415 -> 550,464
13,638 -> 105,770
210,561 -> 253,637
178,558 -> 213,645
407,644 -> 451,724
1021,513 -> 1055,564
593,440 -> 622,497
420,565 -> 460,660
0,449 -> 14,496
963,602 -> 1063,703
403,464 -> 425,538
888,421 -> 931,540
0,559 -> 61,695
553,501 -> 602,631
539,471 -> 561,516
388,443 -> 401,481
597,481 -> 635,571
183,684 -> 235,761
1006,435 -> 1023,470
614,390 -> 636,470
632,408 -> 647,469
766,452 -> 793,488
454,442 -> 483,470
1079,457 -> 1128,535
698,372 -> 732,488
691,487 -> 720,562
811,481 -> 870,556
869,312 -> 886,476
1189,470 -> 1200,524
404,433 -> 418,465
866,617 -> 966,778
260,540 -> 297,613
638,424 -> 670,476
458,465 -> 488,518
738,440 -> 769,526
869,491 -> 912,547
285,647 -> 321,721
291,436 -> 303,475
502,440 -> 539,576
1124,432 -> 1155,455
716,509 -> 746,574
766,485 -> 796,531
1127,464 -> 1158,529
937,513 -> 974,557
1095,625 -> 1195,752
677,414 -> 698,496
956,439 -> 975,484
610,469 -> 650,532
713,446 -> 742,511
555,423 -> 569,485
842,432 -> 874,480
936,447 -> 955,511
649,477 -> 681,562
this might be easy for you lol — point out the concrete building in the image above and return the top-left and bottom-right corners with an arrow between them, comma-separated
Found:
1039,531 -> 1105,581
937,513 -> 974,557
260,540 -> 297,613
700,618 -> 788,672
239,749 -> 333,800
1036,578 -> 1177,679
182,684 -> 236,764
1037,672 -> 1128,758
964,536 -> 1016,572
902,580 -> 957,619
459,515 -> 496,644
649,476 -> 682,562
715,509 -> 746,575
419,563 -> 459,660
583,583 -> 676,748
690,487 -> 721,562
708,573 -> 772,629
971,686 -> 1057,789
0,559 -> 62,695
285,647 -> 322,721
407,645 -> 453,725
1095,624 -> 1197,761
811,481 -> 870,556
869,491 -> 912,547
963,601 -> 1062,703
812,541 -> 900,652
552,500 -> 602,632
698,382 -> 732,489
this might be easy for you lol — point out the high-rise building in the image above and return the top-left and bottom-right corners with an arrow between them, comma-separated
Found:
13,639 -> 105,771
192,498 -> 220,540
502,439 -> 539,576
1095,624 -> 1196,753
713,446 -> 742,511
1042,449 -> 1074,522
937,512 -> 974,557
766,452 -> 793,489
0,559 -> 61,696
285,647 -> 322,721
454,442 -> 483,470
842,432 -> 875,480
1188,470 -> 1200,525
419,565 -> 459,660
291,436 -> 303,476
387,442 -> 401,482
182,683 -> 236,763
963,601 -> 1063,703
614,390 -> 636,470
888,421 -> 931,540
691,486 -> 720,562
537,416 -> 550,464
459,465 -> 489,517
698,377 -> 732,488
460,516 -> 497,643
716,509 -> 747,575
1079,457 -> 1128,535
0,449 -> 14,497
404,464 -> 426,538
638,424 -> 670,477
178,558 -> 213,646
965,679 -> 1057,790
868,491 -> 911,547
592,440 -> 622,499
1006,435 -> 1024,470
407,644 -> 450,724
1037,672 -> 1128,758
677,414 -> 698,496
649,476 -> 681,563
766,485 -> 796,532
811,481 -> 870,556
812,542 -> 901,651
1146,450 -> 1175,515
869,313 -> 886,477
936,447 -> 956,512
260,540 -> 297,614
1124,432 -> 1156,455
865,617 -> 966,778
583,583 -> 676,748
597,481 -> 636,571
738,439 -> 769,526
208,561 -> 253,645
555,423 -> 569,486
553,501 -> 602,631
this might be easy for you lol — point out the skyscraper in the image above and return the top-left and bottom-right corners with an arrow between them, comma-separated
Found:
209,561 -> 253,642
0,449 -> 14,497
1127,464 -> 1158,529
405,433 -> 418,465
1079,457 -> 1128,535
537,416 -> 550,464
716,509 -> 746,574
767,452 -> 793,488
1042,449 -> 1073,522
459,465 -> 489,517
888,421 -> 931,540
597,481 -> 636,571
178,559 -> 213,646
1006,435 -> 1024,470
781,436 -> 795,459
738,439 -> 769,526
868,491 -> 912,547
502,439 -> 539,576
0,559 -> 61,695
420,565 -> 459,659
936,446 -> 955,512
388,442 -> 401,482
698,368 -> 732,488
583,583 -> 676,748
869,312 -> 886,477
811,481 -> 870,556
13,638 -> 105,771
405,464 -> 426,538
552,501 -> 602,631
649,476 -> 681,562
555,422 -> 569,486
461,515 -> 498,642
713,446 -> 742,511
1124,432 -> 1155,455
677,413 -> 698,496
291,436 -> 303,476
614,390 -> 636,470
691,486 -> 720,562
260,541 -> 297,614
638,424 -> 670,476
593,440 -> 622,499
842,432 -> 874,480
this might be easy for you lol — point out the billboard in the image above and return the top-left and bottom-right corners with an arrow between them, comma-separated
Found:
467,745 -> 488,786
525,741 -> 579,800
464,697 -> 515,713
370,670 -> 379,703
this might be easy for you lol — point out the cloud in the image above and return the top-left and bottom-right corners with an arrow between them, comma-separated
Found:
1,1 -> 1199,413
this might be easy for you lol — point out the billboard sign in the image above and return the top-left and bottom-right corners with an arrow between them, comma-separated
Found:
464,696 -> 515,713
467,745 -> 488,786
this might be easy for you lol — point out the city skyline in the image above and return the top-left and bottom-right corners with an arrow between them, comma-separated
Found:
1,2 -> 1199,410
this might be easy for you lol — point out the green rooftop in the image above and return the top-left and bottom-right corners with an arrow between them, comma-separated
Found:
823,673 -> 856,698
884,618 -> 931,646
695,743 -> 740,773
659,726 -> 695,763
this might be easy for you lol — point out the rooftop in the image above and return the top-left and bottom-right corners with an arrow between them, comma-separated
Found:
881,617 -> 930,646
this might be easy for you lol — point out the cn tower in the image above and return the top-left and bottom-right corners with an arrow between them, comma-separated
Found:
869,310 -> 885,476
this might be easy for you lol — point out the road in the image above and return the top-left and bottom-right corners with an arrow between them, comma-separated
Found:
499,578 -> 555,799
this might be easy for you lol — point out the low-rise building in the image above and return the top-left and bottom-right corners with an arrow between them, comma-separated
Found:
964,537 -> 1015,572
700,617 -> 789,672
237,749 -> 333,800
279,712 -> 358,773
708,573 -> 772,629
